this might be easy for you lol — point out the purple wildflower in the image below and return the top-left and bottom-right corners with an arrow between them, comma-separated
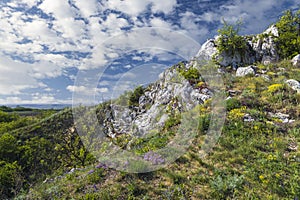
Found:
143,151 -> 165,165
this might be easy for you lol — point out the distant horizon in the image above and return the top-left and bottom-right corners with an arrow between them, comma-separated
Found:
1,103 -> 72,110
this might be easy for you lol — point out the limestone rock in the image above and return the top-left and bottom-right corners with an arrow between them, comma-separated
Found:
285,79 -> 300,93
196,25 -> 280,68
263,25 -> 279,37
292,54 -> 300,67
236,66 -> 256,77
102,62 -> 213,138
196,38 -> 217,60
252,25 -> 279,64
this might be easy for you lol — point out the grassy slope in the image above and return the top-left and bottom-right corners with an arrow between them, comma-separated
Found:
17,60 -> 300,200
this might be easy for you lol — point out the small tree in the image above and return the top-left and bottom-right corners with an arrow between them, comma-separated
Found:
216,19 -> 247,59
275,9 -> 300,59
128,86 -> 145,107
0,161 -> 23,199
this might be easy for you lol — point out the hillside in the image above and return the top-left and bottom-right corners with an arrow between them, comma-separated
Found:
1,10 -> 300,200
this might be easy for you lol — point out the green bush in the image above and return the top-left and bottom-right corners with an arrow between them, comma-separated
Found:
0,161 -> 23,199
216,19 -> 248,63
276,10 -> 300,59
275,9 -> 300,59
226,98 -> 241,111
86,168 -> 104,184
0,111 -> 19,123
179,67 -> 200,81
209,174 -> 244,199
129,86 -> 145,107
0,133 -> 19,162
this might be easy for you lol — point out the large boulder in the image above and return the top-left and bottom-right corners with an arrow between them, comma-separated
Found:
285,79 -> 300,93
236,65 -> 256,77
292,54 -> 300,67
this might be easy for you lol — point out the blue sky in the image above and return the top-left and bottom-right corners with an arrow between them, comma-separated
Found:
0,0 -> 298,105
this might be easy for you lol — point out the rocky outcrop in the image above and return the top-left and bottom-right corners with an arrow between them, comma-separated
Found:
252,25 -> 280,65
196,25 -> 280,68
102,62 -> 213,138
292,54 -> 300,67
236,65 -> 256,77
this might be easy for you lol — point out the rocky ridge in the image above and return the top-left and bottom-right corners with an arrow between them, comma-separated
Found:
100,25 -> 300,139
102,61 -> 213,139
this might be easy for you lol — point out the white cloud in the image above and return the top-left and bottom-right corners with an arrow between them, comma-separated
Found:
73,0 -> 99,18
151,0 -> 177,14
0,55 -> 38,95
0,0 -> 297,105
38,0 -> 74,19
66,85 -> 108,95
150,17 -> 174,29
101,13 -> 130,33
198,0 -> 292,34
19,0 -> 39,8
105,0 -> 150,16
104,0 -> 177,16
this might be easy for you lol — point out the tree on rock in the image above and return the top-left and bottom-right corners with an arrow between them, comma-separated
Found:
275,9 -> 300,59
216,19 -> 248,63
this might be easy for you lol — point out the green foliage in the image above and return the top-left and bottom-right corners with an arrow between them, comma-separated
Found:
0,161 -> 23,199
179,67 -> 200,81
163,184 -> 192,200
0,110 -> 19,123
0,133 -> 18,162
164,114 -> 181,130
0,106 -> 13,112
128,86 -> 145,107
216,19 -> 248,61
226,98 -> 241,111
209,173 -> 244,199
86,168 -> 104,184
198,114 -> 211,133
177,66 -> 204,87
275,9 -> 300,59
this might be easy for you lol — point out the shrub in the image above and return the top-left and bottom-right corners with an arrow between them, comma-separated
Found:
0,111 -> 19,123
226,98 -> 241,111
0,161 -> 23,199
275,9 -> 300,59
86,168 -> 104,184
209,174 -> 244,199
216,19 -> 248,64
180,67 -> 200,81
128,86 -> 145,107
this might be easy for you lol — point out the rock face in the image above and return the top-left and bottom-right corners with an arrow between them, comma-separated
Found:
236,65 -> 256,77
102,62 -> 213,138
285,79 -> 300,93
292,54 -> 300,67
197,25 -> 280,68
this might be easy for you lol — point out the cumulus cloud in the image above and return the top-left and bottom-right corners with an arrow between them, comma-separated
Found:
198,0 -> 293,34
0,0 -> 297,104
0,55 -> 38,95
66,85 -> 108,95
73,0 -> 99,18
